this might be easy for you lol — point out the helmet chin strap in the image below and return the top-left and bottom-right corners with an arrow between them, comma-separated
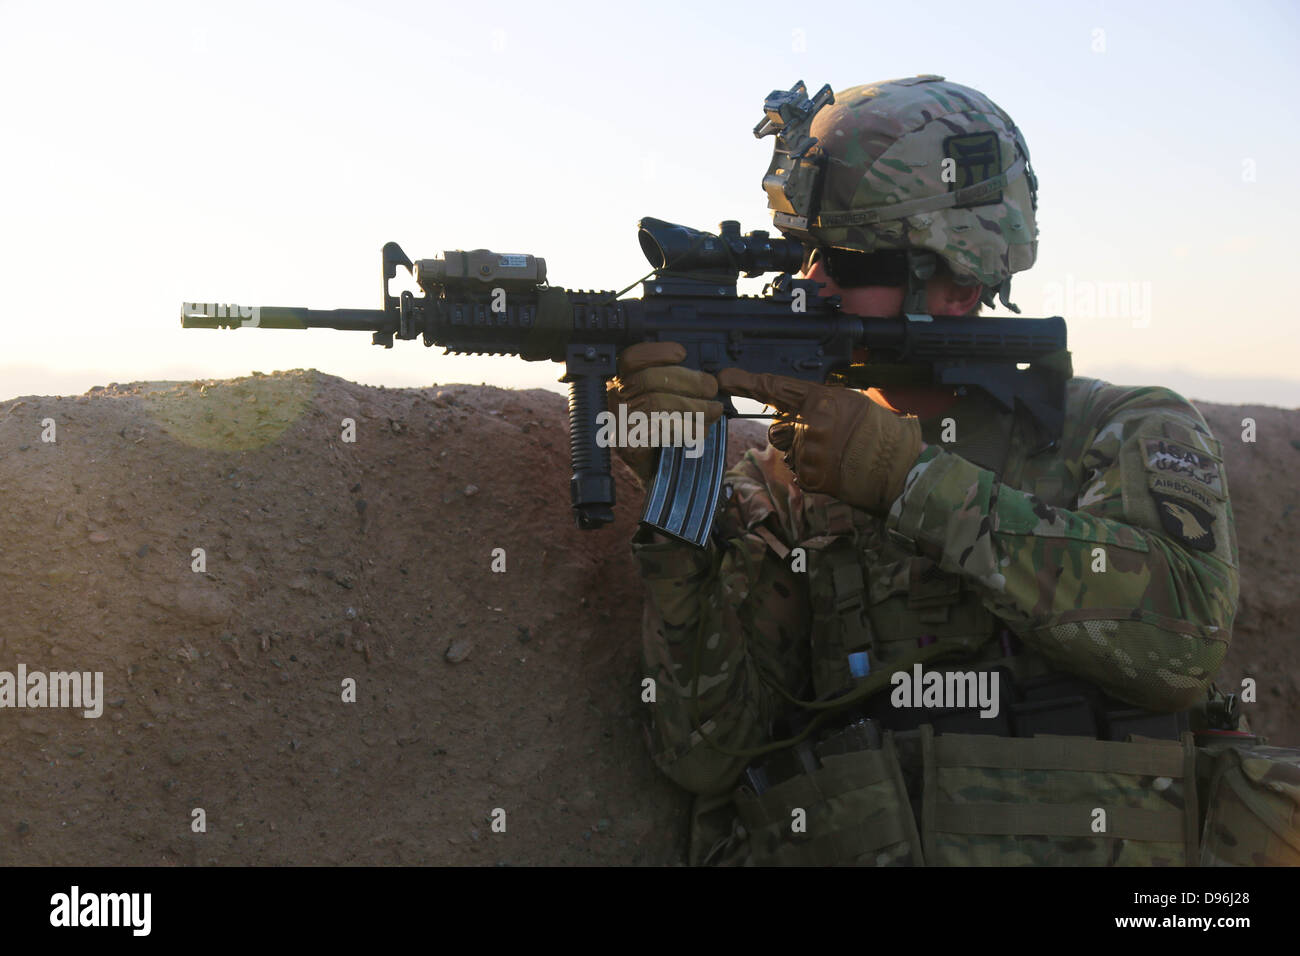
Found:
904,249 -> 1021,316
902,250 -> 936,317
904,251 -> 1023,317
979,277 -> 1022,314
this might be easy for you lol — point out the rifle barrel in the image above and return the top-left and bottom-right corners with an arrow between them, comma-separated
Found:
180,305 -> 388,331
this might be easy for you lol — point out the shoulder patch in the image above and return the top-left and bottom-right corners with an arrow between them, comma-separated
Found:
1147,474 -> 1219,512
1139,438 -> 1225,500
1162,419 -> 1223,459
1152,493 -> 1216,552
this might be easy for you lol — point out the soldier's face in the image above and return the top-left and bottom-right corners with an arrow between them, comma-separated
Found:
801,259 -> 981,317
802,258 -> 905,315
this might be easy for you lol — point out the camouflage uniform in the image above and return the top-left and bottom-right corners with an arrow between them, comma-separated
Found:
629,77 -> 1254,865
634,375 -> 1238,864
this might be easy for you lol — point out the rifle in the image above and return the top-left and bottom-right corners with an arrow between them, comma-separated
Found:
182,217 -> 1069,548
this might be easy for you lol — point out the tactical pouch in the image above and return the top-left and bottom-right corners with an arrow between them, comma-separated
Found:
1199,742 -> 1300,866
867,557 -> 999,666
920,726 -> 1199,865
734,731 -> 923,865
803,531 -> 873,698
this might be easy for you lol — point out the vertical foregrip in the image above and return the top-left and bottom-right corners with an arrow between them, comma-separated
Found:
564,345 -> 617,529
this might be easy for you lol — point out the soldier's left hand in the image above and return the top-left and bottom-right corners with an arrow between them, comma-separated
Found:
716,369 -> 924,514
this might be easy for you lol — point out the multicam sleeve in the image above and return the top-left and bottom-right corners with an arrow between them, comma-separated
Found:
888,382 -> 1239,712
633,445 -> 813,796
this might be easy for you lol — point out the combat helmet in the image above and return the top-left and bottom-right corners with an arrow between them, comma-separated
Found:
755,76 -> 1039,312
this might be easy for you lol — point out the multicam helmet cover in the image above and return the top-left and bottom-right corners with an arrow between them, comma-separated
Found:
756,77 -> 1039,309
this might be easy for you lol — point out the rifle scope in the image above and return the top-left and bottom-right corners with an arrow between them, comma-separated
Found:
637,217 -> 804,278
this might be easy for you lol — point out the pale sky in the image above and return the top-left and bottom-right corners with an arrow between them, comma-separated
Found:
2,0 -> 1297,406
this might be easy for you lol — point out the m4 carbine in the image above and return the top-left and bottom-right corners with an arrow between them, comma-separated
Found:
182,218 -> 1068,547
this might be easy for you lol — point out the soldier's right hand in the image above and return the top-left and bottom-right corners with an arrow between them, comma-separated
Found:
607,342 -> 723,487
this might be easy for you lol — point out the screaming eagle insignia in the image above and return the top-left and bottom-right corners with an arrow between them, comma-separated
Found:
1152,493 -> 1216,552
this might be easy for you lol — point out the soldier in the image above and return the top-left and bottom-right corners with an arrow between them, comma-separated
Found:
609,76 -> 1243,865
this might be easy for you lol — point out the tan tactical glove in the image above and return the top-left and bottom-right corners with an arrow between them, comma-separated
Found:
607,342 -> 723,486
716,369 -> 923,514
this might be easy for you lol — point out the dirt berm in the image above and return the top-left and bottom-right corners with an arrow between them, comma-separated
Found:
0,370 -> 1296,864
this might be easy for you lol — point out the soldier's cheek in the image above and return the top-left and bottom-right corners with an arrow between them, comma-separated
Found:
836,285 -> 907,318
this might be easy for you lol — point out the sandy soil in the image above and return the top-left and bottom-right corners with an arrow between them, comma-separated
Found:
0,370 -> 1294,864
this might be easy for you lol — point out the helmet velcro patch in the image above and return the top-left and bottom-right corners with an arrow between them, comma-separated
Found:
942,132 -> 1003,207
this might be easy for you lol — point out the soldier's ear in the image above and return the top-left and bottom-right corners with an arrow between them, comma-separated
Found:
926,275 -> 983,316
